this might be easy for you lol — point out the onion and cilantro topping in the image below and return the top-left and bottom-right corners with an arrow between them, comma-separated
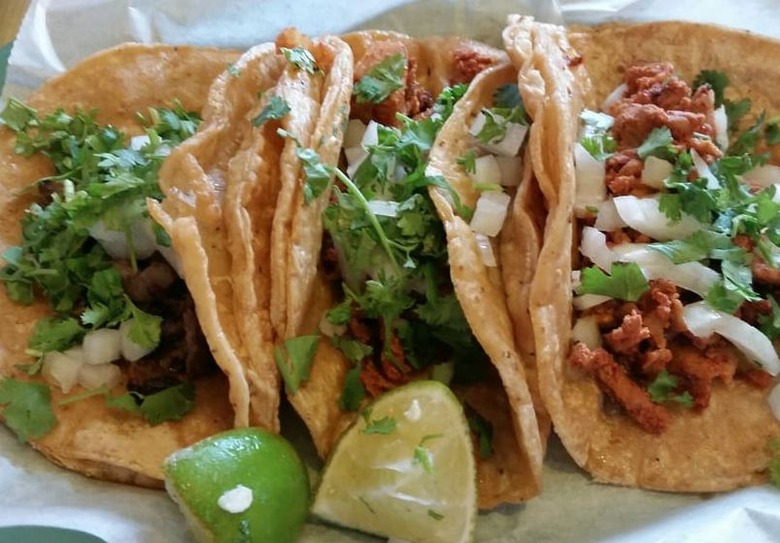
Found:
0,99 -> 203,438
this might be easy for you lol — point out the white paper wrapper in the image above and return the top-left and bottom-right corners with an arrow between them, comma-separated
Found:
1,1 -> 780,542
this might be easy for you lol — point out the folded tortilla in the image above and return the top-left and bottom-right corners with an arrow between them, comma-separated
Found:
0,44 -> 239,486
524,20 -> 780,491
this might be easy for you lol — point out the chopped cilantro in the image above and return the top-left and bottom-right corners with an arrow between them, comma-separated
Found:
648,230 -> 733,264
637,127 -> 674,159
27,317 -> 85,353
428,510 -> 445,521
0,378 -> 57,442
413,433 -> 442,474
360,408 -> 397,435
280,47 -> 319,74
330,335 -> 373,364
274,335 -> 319,394
577,263 -> 649,302
466,408 -> 493,459
492,83 -> 522,109
106,382 -> 195,425
647,370 -> 693,407
457,149 -> 477,174
338,365 -> 366,412
693,70 -> 729,108
580,134 -> 616,161
353,53 -> 406,104
251,96 -> 290,127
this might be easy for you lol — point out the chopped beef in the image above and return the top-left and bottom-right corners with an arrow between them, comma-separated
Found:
122,257 -> 178,303
570,342 -> 672,434
360,328 -> 412,398
605,310 -> 650,354
667,342 -> 737,409
451,45 -> 497,84
744,368 -> 775,389
605,149 -> 650,197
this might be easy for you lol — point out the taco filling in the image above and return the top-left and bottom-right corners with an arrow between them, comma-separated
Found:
570,62 -> 780,434
0,99 -> 212,432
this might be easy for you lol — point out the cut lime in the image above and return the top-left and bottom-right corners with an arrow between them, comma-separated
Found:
312,380 -> 477,543
163,428 -> 309,543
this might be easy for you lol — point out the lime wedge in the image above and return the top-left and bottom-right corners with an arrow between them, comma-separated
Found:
312,380 -> 477,543
163,428 -> 309,543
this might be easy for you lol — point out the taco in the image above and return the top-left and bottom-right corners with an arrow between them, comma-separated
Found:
0,44 -> 240,486
264,29 -> 543,507
524,20 -> 780,491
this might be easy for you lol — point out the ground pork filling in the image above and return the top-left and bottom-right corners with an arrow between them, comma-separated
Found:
570,62 -> 774,434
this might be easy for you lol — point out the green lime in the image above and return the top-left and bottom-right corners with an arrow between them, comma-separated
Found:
163,428 -> 310,543
312,380 -> 477,543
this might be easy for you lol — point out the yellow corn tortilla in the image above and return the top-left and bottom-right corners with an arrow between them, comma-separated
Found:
528,20 -> 780,491
0,44 -> 239,486
148,42 -> 287,431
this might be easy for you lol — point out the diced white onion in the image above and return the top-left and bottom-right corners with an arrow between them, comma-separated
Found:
89,218 -> 158,261
580,226 -> 614,271
119,319 -> 156,362
612,195 -> 702,241
641,156 -> 674,190
593,199 -> 627,231
571,315 -> 603,348
343,119 -> 367,148
83,328 -> 122,365
601,83 -> 628,112
485,123 -> 528,157
743,164 -> 780,188
579,109 -> 615,135
474,233 -> 497,267
469,191 -> 511,237
495,155 -> 523,187
682,301 -> 780,376
77,362 -> 122,390
42,351 -> 84,394
613,245 -> 720,297
573,294 -> 612,311
468,155 -> 502,186
367,200 -> 399,218
713,105 -> 729,150
769,383 -> 780,423
469,112 -> 488,139
574,143 -> 606,217
361,120 -> 379,148
690,149 -> 720,190
130,134 -> 151,151
345,146 -> 368,178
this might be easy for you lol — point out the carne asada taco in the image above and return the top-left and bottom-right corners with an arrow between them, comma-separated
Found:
0,44 -> 239,485
527,20 -> 780,491
268,30 -> 544,507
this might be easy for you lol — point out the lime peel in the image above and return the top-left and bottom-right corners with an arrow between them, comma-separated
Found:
312,380 -> 477,543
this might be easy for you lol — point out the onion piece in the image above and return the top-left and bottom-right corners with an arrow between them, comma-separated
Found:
42,351 -> 84,393
343,119 -> 367,148
469,112 -> 488,139
769,383 -> 780,423
495,155 -> 523,186
713,105 -> 729,150
573,294 -> 612,311
367,200 -> 399,218
484,123 -> 528,157
470,191 -> 511,237
119,319 -> 156,362
83,328 -> 122,365
468,155 -> 502,186
89,218 -> 157,260
474,233 -> 497,267
594,199 -> 627,231
78,363 -> 122,390
690,149 -> 720,190
641,156 -> 674,190
743,164 -> 780,189
579,226 -> 614,271
345,146 -> 368,178
613,195 -> 702,241
682,301 -> 780,376
613,245 -> 720,297
601,83 -> 627,112
574,142 -> 606,217
130,134 -> 151,151
571,315 -> 603,348
361,120 -> 379,147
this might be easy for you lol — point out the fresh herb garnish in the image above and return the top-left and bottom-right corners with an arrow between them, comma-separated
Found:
647,370 -> 694,407
457,149 -> 477,174
252,95 -> 290,127
106,382 -> 196,425
274,335 -> 319,394
637,126 -> 674,160
360,408 -> 397,435
280,47 -> 319,74
0,378 -> 57,442
353,53 -> 406,104
577,263 -> 649,302
413,433 -> 442,474
466,408 -> 493,459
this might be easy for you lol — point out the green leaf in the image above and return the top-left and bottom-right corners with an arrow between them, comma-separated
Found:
647,370 -> 694,407
724,98 -> 751,134
274,335 -> 320,394
326,299 -> 352,326
353,53 -> 406,104
456,149 -> 477,174
577,263 -> 649,302
637,127 -> 673,159
428,510 -> 445,521
721,259 -> 761,303
107,383 -> 195,425
413,445 -> 434,474
580,134 -> 616,161
128,303 -> 163,349
693,70 -> 729,108
330,335 -> 373,365
466,408 -> 493,459
360,409 -> 397,435
0,98 -> 37,132
759,295 -> 780,340
492,83 -> 522,109
28,317 -> 85,353
251,96 -> 290,127
338,364 -> 366,412
280,47 -> 319,74
0,378 -> 57,442
648,230 -> 733,264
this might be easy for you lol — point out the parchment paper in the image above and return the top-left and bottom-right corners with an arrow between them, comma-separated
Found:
1,1 -> 779,542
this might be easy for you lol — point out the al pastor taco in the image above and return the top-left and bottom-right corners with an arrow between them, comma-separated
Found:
264,29 -> 543,507
0,44 -> 240,486
526,20 -> 780,491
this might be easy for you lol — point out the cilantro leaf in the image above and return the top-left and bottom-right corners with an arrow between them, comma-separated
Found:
0,378 -> 57,441
280,47 -> 319,74
127,303 -> 163,349
492,83 -> 522,109
428,510 -> 445,521
338,364 -> 366,412
693,70 -> 729,108
647,370 -> 694,407
466,407 -> 493,459
360,409 -> 397,435
252,96 -> 290,127
413,445 -> 434,474
274,335 -> 319,394
580,134 -> 616,161
28,317 -> 85,353
0,98 -> 37,131
648,230 -> 733,264
353,53 -> 406,104
724,98 -> 751,135
106,382 -> 195,425
330,335 -> 373,364
456,149 -> 477,174
577,263 -> 649,302
637,127 -> 673,159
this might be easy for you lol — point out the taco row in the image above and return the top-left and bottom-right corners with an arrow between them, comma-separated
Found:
1,14 -> 779,506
